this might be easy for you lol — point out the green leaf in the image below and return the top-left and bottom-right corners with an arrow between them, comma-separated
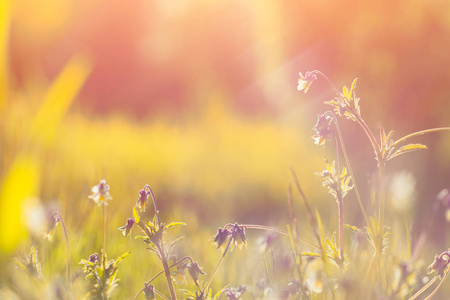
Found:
300,251 -> 321,257
114,251 -> 130,266
133,207 -> 140,224
388,143 -> 427,160
166,222 -> 187,230
315,210 -> 331,274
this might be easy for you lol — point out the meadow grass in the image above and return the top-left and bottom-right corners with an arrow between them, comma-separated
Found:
1,67 -> 450,300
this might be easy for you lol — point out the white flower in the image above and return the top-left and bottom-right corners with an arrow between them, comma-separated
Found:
89,179 -> 112,206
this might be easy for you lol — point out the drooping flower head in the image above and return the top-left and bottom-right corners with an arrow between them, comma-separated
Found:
43,212 -> 60,242
297,71 -> 317,93
312,113 -> 333,146
232,223 -> 247,249
225,286 -> 247,300
143,282 -> 155,300
187,262 -> 206,283
118,218 -> 136,237
89,253 -> 99,264
136,187 -> 149,212
427,251 -> 450,279
212,227 -> 230,251
89,179 -> 112,206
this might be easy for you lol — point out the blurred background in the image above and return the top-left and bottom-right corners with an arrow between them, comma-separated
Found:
1,0 -> 450,298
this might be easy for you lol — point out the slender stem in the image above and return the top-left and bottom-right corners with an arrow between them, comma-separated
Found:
424,271 -> 449,300
408,275 -> 439,300
290,169 -> 323,247
378,161 -> 386,231
133,257 -> 194,300
366,252 -> 378,279
157,242 -> 177,300
286,225 -> 305,296
145,185 -> 160,225
102,203 -> 106,270
54,212 -> 70,290
394,127 -> 450,146
337,199 -> 344,261
263,253 -> 272,286
155,289 -> 169,300
355,116 -> 381,161
312,70 -> 342,96
203,235 -> 234,293
325,112 -> 370,226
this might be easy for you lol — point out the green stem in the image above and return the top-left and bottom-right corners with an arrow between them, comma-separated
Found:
55,212 -> 70,291
290,169 -> 323,247
326,112 -> 370,226
157,242 -> 177,300
263,253 -> 273,286
155,289 -> 169,300
355,116 -> 381,161
394,127 -> 450,146
102,203 -> 106,270
378,161 -> 386,231
337,199 -> 344,261
312,70 -> 342,96
133,257 -> 193,300
203,235 -> 234,293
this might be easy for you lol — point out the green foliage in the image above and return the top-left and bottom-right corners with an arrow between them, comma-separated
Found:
79,251 -> 130,300
315,159 -> 353,201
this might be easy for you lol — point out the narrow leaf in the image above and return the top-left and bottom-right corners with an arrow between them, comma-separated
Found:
165,222 -> 187,230
133,207 -> 140,224
388,143 -> 427,160
301,252 -> 321,257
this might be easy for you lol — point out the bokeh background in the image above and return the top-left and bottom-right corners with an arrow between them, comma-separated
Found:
1,0 -> 450,298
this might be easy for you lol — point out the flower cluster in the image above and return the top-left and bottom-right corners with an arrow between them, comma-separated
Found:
212,223 -> 247,251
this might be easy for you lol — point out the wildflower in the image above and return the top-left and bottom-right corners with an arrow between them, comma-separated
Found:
297,71 -> 317,93
287,278 -> 301,295
43,213 -> 60,242
136,187 -> 149,212
89,253 -> 99,264
312,113 -> 333,146
143,282 -> 155,300
89,179 -> 112,206
119,218 -> 136,237
187,262 -> 206,283
171,261 -> 188,285
427,251 -> 450,278
212,227 -> 230,250
225,286 -> 247,300
231,223 -> 247,249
